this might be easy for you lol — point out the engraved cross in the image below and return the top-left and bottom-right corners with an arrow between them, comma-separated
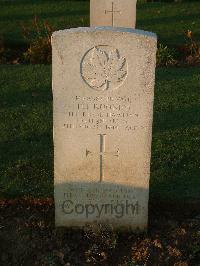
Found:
105,2 -> 121,27
86,134 -> 119,182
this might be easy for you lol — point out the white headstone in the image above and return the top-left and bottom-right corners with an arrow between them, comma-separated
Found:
90,0 -> 137,28
52,27 -> 157,231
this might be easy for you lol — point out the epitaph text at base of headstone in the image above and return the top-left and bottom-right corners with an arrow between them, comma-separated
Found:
52,27 -> 157,230
90,0 -> 137,28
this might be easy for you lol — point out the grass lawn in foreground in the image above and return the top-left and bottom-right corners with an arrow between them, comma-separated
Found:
0,0 -> 200,47
0,65 -> 200,207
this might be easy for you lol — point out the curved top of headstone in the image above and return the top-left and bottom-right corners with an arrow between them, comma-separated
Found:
52,27 -> 157,40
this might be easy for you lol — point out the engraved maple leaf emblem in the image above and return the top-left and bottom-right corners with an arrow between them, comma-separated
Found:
81,46 -> 127,91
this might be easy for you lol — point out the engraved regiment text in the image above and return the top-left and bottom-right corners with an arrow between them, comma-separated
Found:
63,95 -> 144,131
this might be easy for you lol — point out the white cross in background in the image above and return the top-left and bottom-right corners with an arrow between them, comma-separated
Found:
105,2 -> 121,27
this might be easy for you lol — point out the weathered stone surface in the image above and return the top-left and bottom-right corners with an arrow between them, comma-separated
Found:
90,0 -> 137,28
52,27 -> 157,230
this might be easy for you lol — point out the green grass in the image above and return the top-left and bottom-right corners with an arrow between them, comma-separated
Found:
151,68 -> 200,202
0,0 -> 200,47
0,65 -> 200,203
0,0 -> 90,47
0,65 -> 53,198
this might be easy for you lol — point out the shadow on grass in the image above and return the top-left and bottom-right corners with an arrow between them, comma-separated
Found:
0,133 -> 53,198
0,10 -> 89,22
139,13 -> 200,27
153,104 -> 200,132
